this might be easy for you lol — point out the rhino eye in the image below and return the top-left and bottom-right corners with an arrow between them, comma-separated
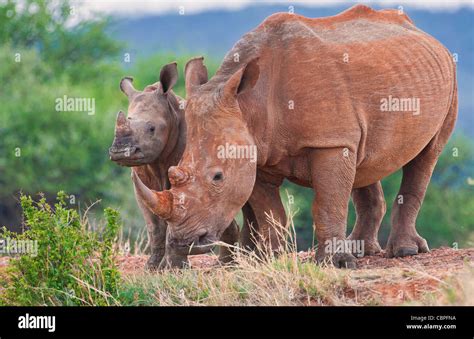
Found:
148,125 -> 155,133
213,172 -> 223,181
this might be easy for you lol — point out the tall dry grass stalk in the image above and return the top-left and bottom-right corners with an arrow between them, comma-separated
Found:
119,200 -> 356,306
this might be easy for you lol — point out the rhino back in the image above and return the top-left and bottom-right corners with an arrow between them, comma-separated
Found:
230,5 -> 456,186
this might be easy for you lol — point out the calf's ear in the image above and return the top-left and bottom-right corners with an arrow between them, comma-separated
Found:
159,62 -> 178,94
120,76 -> 138,98
184,57 -> 208,97
224,58 -> 259,98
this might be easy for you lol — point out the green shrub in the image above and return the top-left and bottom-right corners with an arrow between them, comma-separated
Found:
0,192 -> 121,306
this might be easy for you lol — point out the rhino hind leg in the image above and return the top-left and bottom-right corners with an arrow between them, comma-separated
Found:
386,92 -> 457,258
348,181 -> 385,256
386,152 -> 435,258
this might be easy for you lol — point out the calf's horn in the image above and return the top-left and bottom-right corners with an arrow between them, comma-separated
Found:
131,170 -> 174,219
114,111 -> 132,138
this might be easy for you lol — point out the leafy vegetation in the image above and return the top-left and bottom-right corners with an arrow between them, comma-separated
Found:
0,192 -> 121,306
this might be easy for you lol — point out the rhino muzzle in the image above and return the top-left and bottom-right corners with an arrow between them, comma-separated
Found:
167,229 -> 217,255
109,111 -> 145,162
109,144 -> 140,161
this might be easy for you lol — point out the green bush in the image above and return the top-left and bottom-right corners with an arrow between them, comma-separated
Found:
0,192 -> 121,306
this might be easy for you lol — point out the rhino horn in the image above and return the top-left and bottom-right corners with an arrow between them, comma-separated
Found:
114,111 -> 131,137
132,170 -> 174,219
116,110 -> 128,126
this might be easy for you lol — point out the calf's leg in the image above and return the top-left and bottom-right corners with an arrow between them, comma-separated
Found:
135,196 -> 167,270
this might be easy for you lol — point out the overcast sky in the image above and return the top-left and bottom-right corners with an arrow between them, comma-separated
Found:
75,0 -> 474,18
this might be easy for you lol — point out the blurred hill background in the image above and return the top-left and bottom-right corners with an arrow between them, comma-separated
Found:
109,4 -> 474,137
1,0 -> 473,251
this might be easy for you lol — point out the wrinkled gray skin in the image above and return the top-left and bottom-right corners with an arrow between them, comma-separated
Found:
109,62 -> 239,269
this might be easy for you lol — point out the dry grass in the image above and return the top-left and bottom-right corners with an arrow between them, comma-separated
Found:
117,248 -> 473,306
119,251 -> 349,306
116,204 -> 474,306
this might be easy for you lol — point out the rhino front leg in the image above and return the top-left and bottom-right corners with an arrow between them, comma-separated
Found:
240,202 -> 259,251
243,178 -> 287,256
218,220 -> 240,264
158,229 -> 189,269
348,181 -> 385,256
310,147 -> 357,268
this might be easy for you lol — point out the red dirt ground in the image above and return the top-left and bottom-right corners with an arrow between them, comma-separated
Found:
115,247 -> 473,305
2,247 -> 472,305
115,247 -> 473,274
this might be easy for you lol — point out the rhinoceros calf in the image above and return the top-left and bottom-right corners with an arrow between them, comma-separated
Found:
109,63 -> 239,269
133,5 -> 458,268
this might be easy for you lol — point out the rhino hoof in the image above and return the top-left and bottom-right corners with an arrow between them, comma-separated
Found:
317,252 -> 357,269
364,242 -> 382,256
347,236 -> 382,257
393,247 -> 418,258
386,235 -> 430,258
218,253 -> 236,265
145,254 -> 164,271
157,254 -> 189,270
333,253 -> 357,269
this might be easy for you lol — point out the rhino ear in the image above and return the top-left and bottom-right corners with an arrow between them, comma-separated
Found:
184,57 -> 208,98
120,76 -> 138,98
159,62 -> 178,94
224,58 -> 259,98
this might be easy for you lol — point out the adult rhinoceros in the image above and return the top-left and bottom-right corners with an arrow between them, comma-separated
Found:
133,5 -> 458,268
